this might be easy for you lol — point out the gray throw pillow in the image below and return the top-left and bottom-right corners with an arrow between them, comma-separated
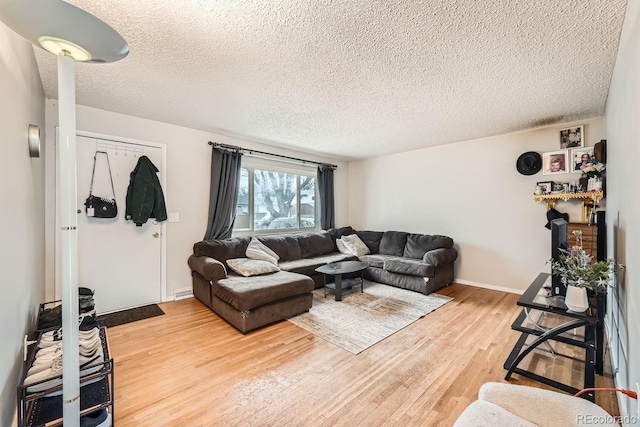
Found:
226,258 -> 280,277
341,234 -> 371,257
246,237 -> 280,265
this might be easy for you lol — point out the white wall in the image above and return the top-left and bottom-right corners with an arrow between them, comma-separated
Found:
0,24 -> 46,426
44,103 -> 349,301
603,1 -> 640,421
348,117 -> 605,293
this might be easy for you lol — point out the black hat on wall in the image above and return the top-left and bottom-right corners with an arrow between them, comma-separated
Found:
516,151 -> 542,175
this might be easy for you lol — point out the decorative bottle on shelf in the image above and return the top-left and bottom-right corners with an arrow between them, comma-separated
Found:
579,177 -> 588,192
595,178 -> 603,192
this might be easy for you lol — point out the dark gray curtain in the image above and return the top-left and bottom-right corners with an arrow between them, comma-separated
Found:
317,166 -> 335,230
204,148 -> 243,240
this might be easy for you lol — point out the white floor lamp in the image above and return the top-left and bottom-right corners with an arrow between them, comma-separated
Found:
0,1 -> 128,425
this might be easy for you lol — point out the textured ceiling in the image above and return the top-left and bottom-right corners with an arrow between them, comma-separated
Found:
32,0 -> 627,160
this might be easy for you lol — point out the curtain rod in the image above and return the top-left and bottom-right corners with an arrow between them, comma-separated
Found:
208,141 -> 337,169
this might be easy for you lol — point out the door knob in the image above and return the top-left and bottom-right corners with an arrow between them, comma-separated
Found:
153,220 -> 158,225
153,232 -> 159,238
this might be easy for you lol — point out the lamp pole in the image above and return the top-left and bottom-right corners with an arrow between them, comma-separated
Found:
0,1 -> 128,424
58,51 -> 81,423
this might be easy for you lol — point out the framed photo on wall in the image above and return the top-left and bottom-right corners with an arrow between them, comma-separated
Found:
559,125 -> 584,149
542,150 -> 569,175
536,181 -> 553,194
571,147 -> 595,173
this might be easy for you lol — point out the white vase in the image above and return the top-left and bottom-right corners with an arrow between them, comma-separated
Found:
564,285 -> 589,313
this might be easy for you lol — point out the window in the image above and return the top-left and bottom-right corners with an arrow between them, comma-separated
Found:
234,165 -> 316,233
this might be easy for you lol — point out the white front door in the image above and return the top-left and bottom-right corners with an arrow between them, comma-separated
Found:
57,133 -> 166,314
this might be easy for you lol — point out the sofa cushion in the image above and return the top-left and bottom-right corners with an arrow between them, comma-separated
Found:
423,248 -> 458,267
226,258 -> 280,277
258,235 -> 302,261
378,231 -> 409,256
477,382 -> 617,427
246,238 -> 279,265
404,234 -> 454,259
341,234 -> 371,256
358,254 -> 396,268
279,252 -> 357,276
453,400 -> 536,427
193,237 -> 251,263
383,258 -> 435,277
188,255 -> 227,281
356,230 -> 384,254
297,231 -> 334,258
214,271 -> 314,311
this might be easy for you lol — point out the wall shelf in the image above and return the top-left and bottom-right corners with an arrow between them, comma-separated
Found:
533,191 -> 604,223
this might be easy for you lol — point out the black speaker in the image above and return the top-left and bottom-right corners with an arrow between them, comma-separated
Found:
596,211 -> 606,261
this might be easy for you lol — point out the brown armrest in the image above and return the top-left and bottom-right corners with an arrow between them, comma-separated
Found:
422,248 -> 458,267
188,255 -> 227,281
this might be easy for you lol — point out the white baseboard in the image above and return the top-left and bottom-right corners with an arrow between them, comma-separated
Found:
454,279 -> 523,295
607,344 -> 638,425
174,288 -> 194,301
606,319 -> 639,425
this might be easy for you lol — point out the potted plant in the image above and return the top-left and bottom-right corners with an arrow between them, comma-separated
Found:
549,250 -> 624,312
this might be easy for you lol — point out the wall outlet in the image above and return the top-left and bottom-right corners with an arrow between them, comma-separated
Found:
168,212 -> 179,222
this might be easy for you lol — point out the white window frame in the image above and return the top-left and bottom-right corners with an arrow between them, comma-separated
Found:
233,158 -> 318,236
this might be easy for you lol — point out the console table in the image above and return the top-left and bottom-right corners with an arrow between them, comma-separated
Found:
503,273 -> 605,402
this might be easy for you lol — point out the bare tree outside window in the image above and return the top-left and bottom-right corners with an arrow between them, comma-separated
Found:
253,170 -> 314,229
298,175 -> 315,228
235,167 -> 316,231
234,168 -> 250,229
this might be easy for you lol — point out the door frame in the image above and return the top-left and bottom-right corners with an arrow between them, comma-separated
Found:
53,129 -> 168,305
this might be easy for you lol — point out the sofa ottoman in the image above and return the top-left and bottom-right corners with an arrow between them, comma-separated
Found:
212,270 -> 314,333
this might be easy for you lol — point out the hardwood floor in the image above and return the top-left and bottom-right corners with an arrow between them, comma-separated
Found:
107,284 -> 619,426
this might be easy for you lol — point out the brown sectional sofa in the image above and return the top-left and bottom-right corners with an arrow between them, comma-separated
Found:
188,226 -> 458,333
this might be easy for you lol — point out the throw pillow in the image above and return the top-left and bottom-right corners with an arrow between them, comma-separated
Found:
245,237 -> 280,265
336,238 -> 351,254
226,258 -> 280,277
341,234 -> 371,257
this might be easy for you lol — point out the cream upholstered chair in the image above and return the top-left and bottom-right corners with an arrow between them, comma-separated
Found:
454,382 -> 618,427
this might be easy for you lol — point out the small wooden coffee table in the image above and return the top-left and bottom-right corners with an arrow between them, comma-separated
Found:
315,261 -> 368,301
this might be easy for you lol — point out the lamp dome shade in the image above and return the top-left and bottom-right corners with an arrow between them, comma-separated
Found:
0,0 -> 128,63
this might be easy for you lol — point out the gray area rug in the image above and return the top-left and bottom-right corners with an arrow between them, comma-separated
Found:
288,282 -> 452,354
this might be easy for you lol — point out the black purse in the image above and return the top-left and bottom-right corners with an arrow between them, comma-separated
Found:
85,151 -> 118,218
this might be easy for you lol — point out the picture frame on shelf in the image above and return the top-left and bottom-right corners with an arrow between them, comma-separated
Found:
542,150 -> 569,175
571,147 -> 595,173
559,125 -> 584,149
536,181 -> 554,194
